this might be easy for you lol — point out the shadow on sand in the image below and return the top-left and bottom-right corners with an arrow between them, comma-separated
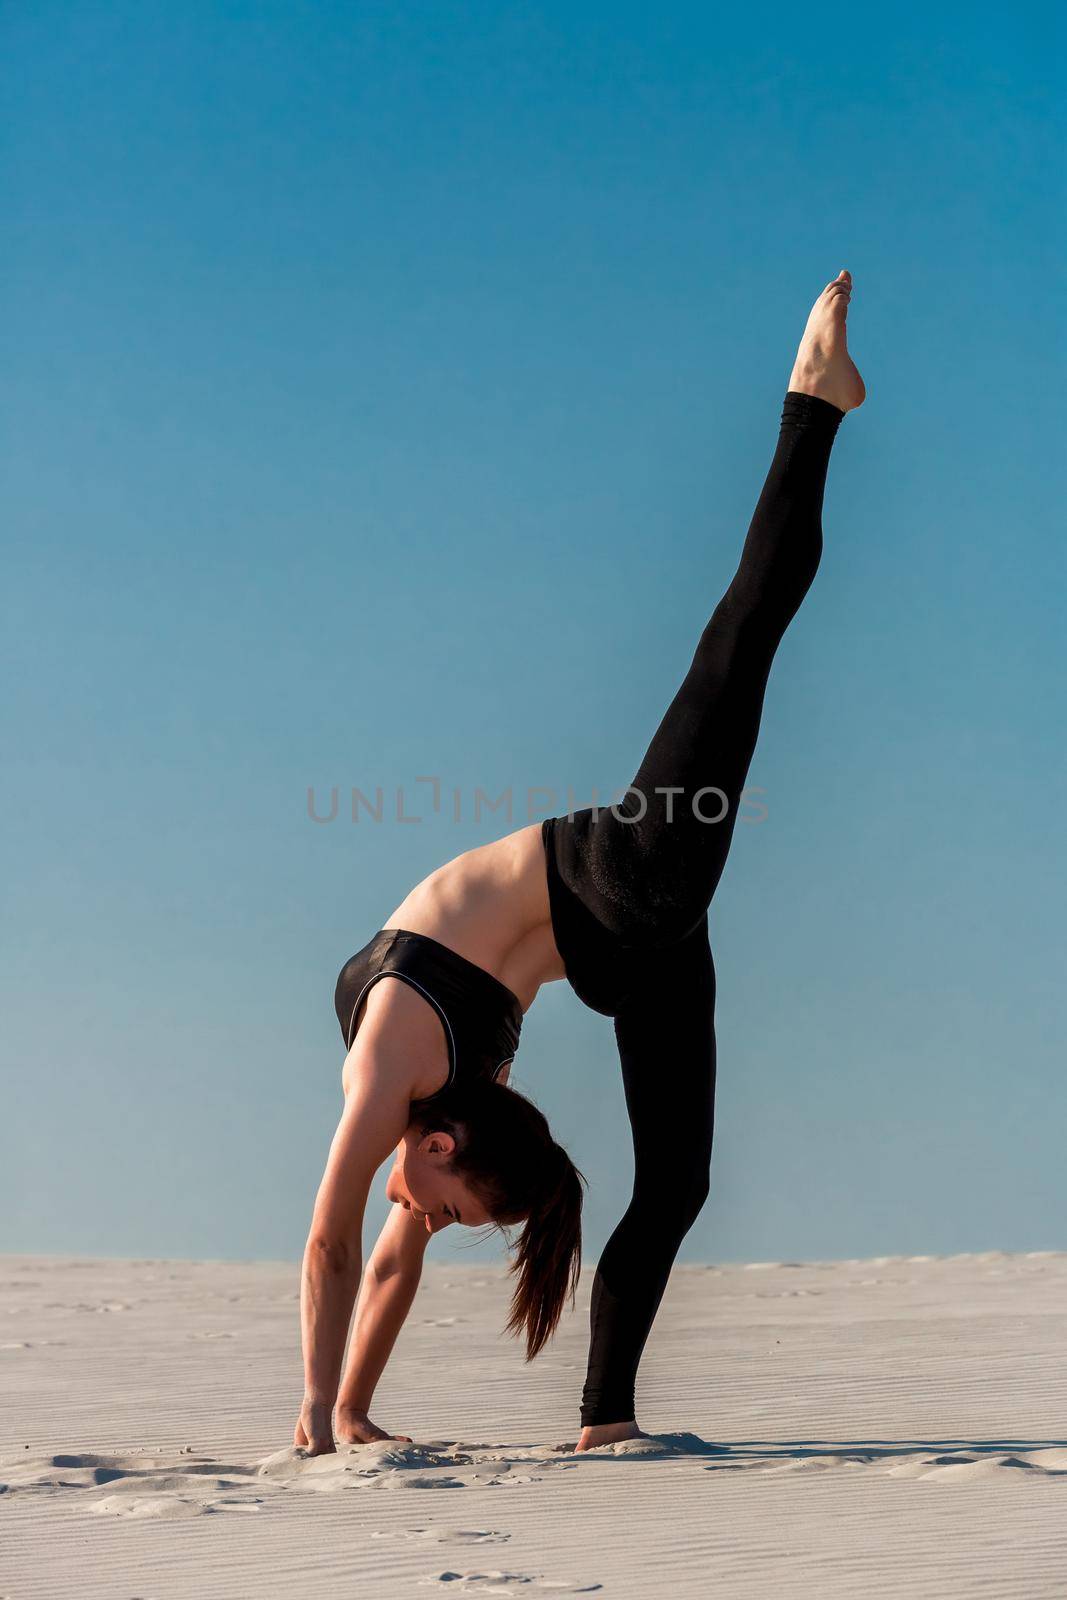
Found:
566,1433 -> 1067,1471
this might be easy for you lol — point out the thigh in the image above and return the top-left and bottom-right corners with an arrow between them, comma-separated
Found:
593,604 -> 777,945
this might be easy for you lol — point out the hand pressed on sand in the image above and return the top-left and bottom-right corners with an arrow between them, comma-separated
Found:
294,1398 -> 336,1456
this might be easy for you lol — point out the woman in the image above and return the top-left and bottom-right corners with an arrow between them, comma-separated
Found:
295,270 -> 865,1456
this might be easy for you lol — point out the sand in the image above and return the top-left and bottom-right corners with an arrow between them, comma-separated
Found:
2,1251 -> 1066,1598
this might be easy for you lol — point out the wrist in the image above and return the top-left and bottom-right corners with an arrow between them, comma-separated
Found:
335,1391 -> 373,1415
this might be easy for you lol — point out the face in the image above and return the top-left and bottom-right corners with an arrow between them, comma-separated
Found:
385,1127 -> 494,1233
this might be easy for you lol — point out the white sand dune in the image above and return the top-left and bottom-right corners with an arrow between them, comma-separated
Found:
2,1252 -> 1066,1597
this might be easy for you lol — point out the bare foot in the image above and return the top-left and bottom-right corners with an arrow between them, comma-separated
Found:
787,269 -> 866,414
575,1419 -> 646,1453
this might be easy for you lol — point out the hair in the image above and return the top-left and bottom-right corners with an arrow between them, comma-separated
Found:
409,1077 -> 585,1361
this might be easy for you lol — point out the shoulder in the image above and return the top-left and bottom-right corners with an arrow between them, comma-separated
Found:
342,978 -> 451,1103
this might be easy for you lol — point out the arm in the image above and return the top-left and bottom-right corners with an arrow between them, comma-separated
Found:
334,1201 -> 440,1441
331,1061 -> 509,1443
295,1056 -> 413,1453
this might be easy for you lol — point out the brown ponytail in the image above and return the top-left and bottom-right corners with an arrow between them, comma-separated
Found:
409,1078 -> 586,1359
501,1140 -> 585,1359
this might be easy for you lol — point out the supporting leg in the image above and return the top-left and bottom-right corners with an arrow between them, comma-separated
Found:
579,925 -> 716,1430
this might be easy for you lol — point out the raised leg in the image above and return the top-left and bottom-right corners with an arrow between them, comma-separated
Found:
571,388 -> 842,948
563,274 -> 861,950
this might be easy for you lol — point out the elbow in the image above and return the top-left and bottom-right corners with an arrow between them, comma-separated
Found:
368,1253 -> 423,1288
305,1234 -> 355,1276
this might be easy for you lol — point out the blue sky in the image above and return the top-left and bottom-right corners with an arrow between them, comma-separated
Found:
3,0 -> 1064,1267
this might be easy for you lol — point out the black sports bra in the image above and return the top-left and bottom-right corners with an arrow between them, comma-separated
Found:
333,928 -> 523,1101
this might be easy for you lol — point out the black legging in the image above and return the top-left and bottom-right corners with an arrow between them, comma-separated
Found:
544,390 -> 845,1426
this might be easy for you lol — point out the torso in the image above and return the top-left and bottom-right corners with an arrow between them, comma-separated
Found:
385,823 -> 562,1001
341,823 -> 565,1103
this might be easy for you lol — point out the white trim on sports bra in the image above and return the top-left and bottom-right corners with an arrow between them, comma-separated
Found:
345,970 -> 458,1096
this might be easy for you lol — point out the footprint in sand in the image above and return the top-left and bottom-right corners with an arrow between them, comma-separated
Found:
372,1529 -> 511,1545
44,1300 -> 132,1314
754,1289 -> 824,1299
421,1575 -> 602,1595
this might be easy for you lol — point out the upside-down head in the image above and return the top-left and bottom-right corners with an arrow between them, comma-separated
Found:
395,1078 -> 586,1360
